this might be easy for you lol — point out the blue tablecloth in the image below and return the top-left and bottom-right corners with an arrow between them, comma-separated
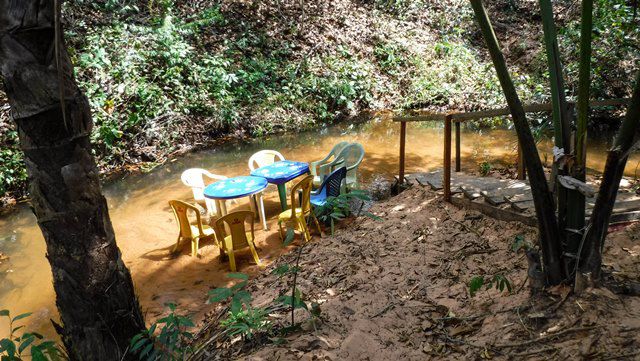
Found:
250,160 -> 310,184
203,176 -> 268,200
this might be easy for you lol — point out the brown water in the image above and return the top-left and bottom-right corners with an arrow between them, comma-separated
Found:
0,115 -> 639,342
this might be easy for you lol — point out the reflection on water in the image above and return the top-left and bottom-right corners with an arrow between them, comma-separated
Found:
0,115 -> 638,340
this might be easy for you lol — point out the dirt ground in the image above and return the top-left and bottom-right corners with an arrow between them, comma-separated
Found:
192,186 -> 640,360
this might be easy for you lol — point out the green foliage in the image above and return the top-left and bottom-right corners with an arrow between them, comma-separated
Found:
478,161 -> 491,176
511,234 -> 532,253
468,274 -> 513,297
208,273 -> 271,339
558,0 -> 640,99
0,134 -> 27,196
373,41 -> 410,75
129,303 -> 194,361
0,310 -> 64,361
313,190 -> 378,235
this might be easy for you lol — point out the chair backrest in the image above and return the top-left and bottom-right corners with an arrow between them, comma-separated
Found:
248,150 -> 285,171
341,143 -> 365,171
215,211 -> 255,251
290,175 -> 314,219
323,142 -> 350,164
323,167 -> 347,198
181,168 -> 227,202
169,200 -> 203,239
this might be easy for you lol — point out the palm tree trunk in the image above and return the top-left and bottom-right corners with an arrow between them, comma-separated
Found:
470,0 -> 566,285
0,1 -> 145,359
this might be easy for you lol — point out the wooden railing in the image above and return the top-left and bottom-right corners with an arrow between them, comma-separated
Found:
393,98 -> 630,202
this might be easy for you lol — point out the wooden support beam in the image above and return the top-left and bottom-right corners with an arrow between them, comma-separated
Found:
392,98 -> 630,123
455,121 -> 461,172
444,115 -> 453,202
399,121 -> 406,185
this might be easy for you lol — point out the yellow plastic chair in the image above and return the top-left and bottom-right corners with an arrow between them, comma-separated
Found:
277,175 -> 322,242
169,200 -> 216,257
215,210 -> 262,272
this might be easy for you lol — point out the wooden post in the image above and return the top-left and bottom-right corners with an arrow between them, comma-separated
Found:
444,115 -> 452,202
455,121 -> 461,172
399,121 -> 406,184
517,142 -> 526,180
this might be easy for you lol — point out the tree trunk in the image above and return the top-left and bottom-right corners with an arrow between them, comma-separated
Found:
0,1 -> 145,360
470,0 -> 566,285
580,70 -> 640,279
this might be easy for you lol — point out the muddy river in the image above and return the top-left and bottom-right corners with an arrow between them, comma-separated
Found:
1,115 -> 638,341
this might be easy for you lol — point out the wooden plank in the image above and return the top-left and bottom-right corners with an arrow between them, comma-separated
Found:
451,196 -> 537,227
461,185 -> 483,200
392,98 -> 629,122
512,200 -> 535,212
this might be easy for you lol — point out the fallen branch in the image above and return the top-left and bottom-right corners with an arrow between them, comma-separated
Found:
493,326 -> 598,348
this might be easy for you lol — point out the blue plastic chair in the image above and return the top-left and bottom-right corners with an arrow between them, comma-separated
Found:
311,167 -> 347,207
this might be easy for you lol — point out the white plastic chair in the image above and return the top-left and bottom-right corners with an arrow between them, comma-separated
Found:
310,141 -> 350,187
248,150 -> 286,194
181,168 -> 236,217
248,150 -> 286,171
324,143 -> 365,189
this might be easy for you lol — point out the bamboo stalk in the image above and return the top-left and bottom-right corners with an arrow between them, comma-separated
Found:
581,70 -> 640,278
470,0 -> 565,284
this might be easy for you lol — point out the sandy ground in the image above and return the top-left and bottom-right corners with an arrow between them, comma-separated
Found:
192,186 -> 640,360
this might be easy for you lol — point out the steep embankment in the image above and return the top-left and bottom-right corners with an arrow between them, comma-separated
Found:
1,0 -> 638,207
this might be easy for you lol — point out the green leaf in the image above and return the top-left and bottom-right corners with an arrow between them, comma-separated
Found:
11,326 -> 24,334
130,336 -> 148,353
469,276 -> 484,297
0,339 -> 16,358
271,264 -> 291,276
208,287 -> 233,303
227,272 -> 248,281
30,345 -> 47,361
283,228 -> 295,247
18,335 -> 35,354
11,313 -> 32,323
0,310 -> 9,317
234,290 -> 252,307
140,342 -> 154,358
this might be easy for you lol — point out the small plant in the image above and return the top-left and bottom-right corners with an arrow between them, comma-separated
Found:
271,229 -> 311,329
129,303 -> 194,360
313,190 -> 378,235
478,161 -> 492,176
208,273 -> 271,340
511,234 -> 533,253
0,310 -> 63,361
468,274 -> 512,298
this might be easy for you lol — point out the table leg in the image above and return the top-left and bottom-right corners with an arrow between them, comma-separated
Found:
216,199 -> 230,234
255,193 -> 268,230
277,183 -> 288,211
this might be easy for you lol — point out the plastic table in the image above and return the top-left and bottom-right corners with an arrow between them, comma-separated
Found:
251,160 -> 310,211
203,176 -> 269,230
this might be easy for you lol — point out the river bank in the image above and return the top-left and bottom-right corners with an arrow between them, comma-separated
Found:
192,186 -> 640,360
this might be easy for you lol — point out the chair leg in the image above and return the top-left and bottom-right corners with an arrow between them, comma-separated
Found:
171,235 -> 182,253
312,215 -> 322,238
297,218 -> 311,242
227,249 -> 237,272
248,241 -> 261,266
278,221 -> 285,241
191,237 -> 200,257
